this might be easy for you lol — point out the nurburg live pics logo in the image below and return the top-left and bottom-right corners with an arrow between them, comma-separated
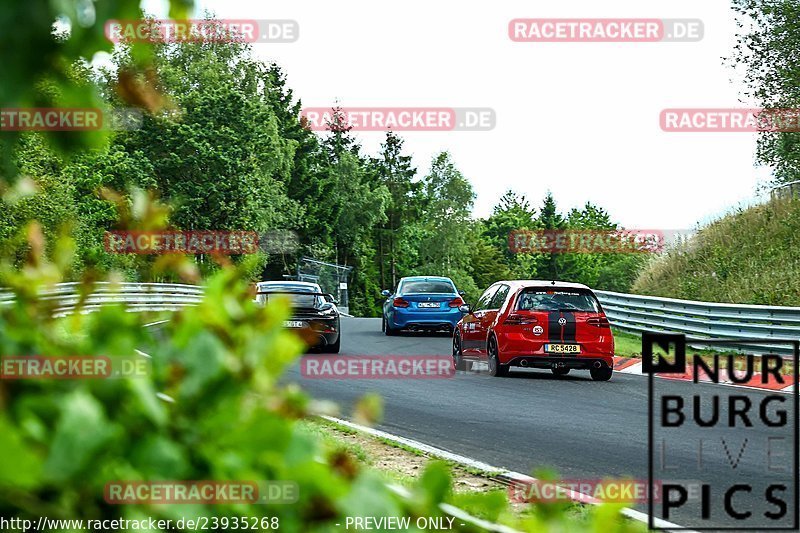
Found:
644,332 -> 799,530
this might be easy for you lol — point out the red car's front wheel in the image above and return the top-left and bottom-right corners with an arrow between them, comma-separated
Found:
453,332 -> 470,371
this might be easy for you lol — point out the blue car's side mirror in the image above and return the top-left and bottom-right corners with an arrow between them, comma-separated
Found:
381,289 -> 391,297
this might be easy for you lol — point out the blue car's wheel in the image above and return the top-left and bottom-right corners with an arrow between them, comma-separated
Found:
383,316 -> 398,336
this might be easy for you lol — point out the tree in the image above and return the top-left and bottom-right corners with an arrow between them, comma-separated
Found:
536,192 -> 566,280
99,37 -> 308,278
318,108 -> 389,316
372,132 -> 418,289
260,62 -> 326,278
730,0 -> 800,184
467,238 -> 513,292
1,2 -> 195,178
483,190 -> 536,258
417,152 -> 475,272
562,202 -> 647,290
481,190 -> 541,279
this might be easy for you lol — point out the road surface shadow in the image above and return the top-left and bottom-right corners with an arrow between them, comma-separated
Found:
463,366 -> 597,382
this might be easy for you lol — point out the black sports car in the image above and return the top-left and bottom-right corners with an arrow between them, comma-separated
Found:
256,281 -> 341,353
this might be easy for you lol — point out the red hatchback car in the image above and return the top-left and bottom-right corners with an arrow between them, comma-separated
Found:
452,280 -> 614,381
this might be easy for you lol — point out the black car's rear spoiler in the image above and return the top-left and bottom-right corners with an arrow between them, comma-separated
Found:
256,290 -> 329,296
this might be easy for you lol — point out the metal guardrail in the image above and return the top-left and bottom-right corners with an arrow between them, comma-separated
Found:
596,290 -> 800,355
770,179 -> 800,200
0,282 -> 204,316
3,282 -> 798,355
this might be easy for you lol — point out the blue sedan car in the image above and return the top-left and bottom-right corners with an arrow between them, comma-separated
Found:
381,276 -> 466,335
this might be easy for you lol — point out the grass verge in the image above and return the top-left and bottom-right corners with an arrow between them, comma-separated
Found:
299,417 -> 647,532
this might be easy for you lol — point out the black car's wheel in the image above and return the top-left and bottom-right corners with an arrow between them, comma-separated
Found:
590,365 -> 613,381
551,367 -> 570,376
487,335 -> 508,377
452,332 -> 470,371
323,335 -> 340,354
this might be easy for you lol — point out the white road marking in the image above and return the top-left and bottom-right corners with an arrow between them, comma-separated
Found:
321,415 -> 693,532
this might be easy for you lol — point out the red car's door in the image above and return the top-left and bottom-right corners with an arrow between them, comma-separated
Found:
473,284 -> 510,358
461,285 -> 497,355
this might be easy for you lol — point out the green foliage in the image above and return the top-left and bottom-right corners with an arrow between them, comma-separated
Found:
633,197 -> 800,305
373,132 -> 420,291
730,0 -> 800,184
0,226 -> 640,532
110,39 -> 303,235
481,190 -> 541,280
0,230 -> 463,531
0,5 -> 695,532
1,0 -> 193,172
476,193 -> 647,293
1,10 -> 645,312
561,203 -> 648,290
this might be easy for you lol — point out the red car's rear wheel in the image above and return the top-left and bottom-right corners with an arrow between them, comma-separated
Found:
487,335 -> 508,377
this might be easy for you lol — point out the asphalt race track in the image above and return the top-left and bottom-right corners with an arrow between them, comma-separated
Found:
286,317 -> 798,530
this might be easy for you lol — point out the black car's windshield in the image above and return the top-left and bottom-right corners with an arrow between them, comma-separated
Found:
262,292 -> 322,308
400,280 -> 455,294
516,289 -> 600,312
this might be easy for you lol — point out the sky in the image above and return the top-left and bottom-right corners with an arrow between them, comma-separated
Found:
137,0 -> 773,230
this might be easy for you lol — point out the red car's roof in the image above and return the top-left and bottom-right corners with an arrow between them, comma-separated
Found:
501,280 -> 593,291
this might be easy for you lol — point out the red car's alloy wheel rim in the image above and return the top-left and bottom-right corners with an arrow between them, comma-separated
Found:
488,337 -> 498,373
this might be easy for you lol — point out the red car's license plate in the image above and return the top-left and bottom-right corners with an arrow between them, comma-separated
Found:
545,344 -> 581,354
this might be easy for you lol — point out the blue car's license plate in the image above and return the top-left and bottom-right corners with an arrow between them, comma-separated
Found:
418,302 -> 439,308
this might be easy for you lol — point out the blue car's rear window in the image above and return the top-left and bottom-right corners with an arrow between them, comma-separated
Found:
400,280 -> 455,294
